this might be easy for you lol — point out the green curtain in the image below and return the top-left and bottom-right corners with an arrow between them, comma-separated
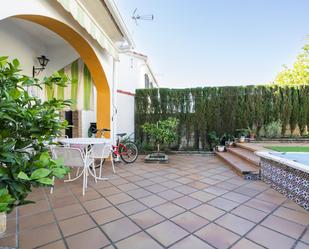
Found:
46,58 -> 93,110
83,65 -> 92,110
46,85 -> 54,100
57,68 -> 65,100
70,60 -> 79,110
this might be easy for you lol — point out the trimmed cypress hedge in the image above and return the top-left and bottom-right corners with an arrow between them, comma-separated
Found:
135,85 -> 309,150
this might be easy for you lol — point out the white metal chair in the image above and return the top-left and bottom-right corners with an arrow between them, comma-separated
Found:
90,143 -> 115,178
54,135 -> 69,146
51,147 -> 94,195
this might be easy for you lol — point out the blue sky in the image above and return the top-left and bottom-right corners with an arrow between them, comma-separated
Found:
115,0 -> 309,88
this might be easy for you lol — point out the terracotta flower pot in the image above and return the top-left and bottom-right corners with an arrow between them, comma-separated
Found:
0,212 -> 6,237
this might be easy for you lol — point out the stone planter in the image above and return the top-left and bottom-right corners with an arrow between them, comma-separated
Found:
0,212 -> 6,237
144,153 -> 168,163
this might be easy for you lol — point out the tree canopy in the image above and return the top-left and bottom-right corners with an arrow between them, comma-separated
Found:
274,36 -> 309,85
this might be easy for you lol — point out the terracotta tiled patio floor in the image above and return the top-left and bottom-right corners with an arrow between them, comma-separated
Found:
1,155 -> 309,249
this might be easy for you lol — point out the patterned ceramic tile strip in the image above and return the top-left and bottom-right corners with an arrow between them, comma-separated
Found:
260,158 -> 309,210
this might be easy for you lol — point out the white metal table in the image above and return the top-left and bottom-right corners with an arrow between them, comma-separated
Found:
58,138 -> 111,181
59,137 -> 111,146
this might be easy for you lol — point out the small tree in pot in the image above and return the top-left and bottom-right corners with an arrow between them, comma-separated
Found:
0,57 -> 70,236
142,117 -> 179,162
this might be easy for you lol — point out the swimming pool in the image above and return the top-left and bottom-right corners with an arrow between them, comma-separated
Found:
256,151 -> 309,210
269,152 -> 309,167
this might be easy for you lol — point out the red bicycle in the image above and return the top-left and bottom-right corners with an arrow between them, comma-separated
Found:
96,129 -> 139,164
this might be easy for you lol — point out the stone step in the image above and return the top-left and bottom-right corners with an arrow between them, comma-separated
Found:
236,142 -> 274,153
235,142 -> 258,152
215,151 -> 260,179
227,147 -> 260,166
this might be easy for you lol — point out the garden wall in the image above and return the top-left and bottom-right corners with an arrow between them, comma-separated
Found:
135,85 -> 309,150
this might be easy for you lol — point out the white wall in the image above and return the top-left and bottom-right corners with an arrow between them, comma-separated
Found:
140,63 -> 157,88
0,19 -> 40,76
117,53 -> 157,92
44,43 -> 79,77
0,18 -> 80,102
116,52 -> 157,137
117,53 -> 142,92
81,111 -> 96,137
116,92 -> 135,136
116,53 -> 139,137
0,18 -> 79,77
81,87 -> 97,137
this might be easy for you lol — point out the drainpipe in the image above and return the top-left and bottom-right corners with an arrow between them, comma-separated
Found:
111,57 -> 117,145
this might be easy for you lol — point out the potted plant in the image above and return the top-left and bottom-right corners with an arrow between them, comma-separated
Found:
236,128 -> 249,143
206,131 -> 224,152
221,133 -> 235,147
217,133 -> 236,152
142,117 -> 179,163
217,144 -> 225,152
0,57 -> 70,237
248,126 -> 257,140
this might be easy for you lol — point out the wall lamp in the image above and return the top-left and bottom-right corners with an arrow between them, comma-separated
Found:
33,55 -> 49,77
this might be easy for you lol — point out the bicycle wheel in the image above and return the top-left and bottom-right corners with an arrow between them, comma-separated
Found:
120,141 -> 138,163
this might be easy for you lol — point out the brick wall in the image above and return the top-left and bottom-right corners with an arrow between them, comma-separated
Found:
72,110 -> 82,137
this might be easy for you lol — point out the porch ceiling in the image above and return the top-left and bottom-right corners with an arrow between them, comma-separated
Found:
2,18 -> 69,47
78,0 -> 124,42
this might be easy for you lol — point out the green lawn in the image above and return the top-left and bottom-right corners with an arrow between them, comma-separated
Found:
265,146 -> 309,152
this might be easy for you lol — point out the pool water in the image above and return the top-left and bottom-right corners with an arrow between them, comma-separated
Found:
270,152 -> 309,166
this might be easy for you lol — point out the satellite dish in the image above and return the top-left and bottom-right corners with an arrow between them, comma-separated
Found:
132,8 -> 154,25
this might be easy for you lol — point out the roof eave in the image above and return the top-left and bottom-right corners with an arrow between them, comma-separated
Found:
103,0 -> 135,49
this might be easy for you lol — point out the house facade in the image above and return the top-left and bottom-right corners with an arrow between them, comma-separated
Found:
0,0 -> 157,142
116,51 -> 158,138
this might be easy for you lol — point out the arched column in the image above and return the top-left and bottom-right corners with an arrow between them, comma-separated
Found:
14,14 -> 111,136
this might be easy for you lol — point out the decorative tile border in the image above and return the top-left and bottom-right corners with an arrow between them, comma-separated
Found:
260,158 -> 309,210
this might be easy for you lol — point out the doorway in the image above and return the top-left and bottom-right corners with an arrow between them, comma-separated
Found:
65,111 -> 73,138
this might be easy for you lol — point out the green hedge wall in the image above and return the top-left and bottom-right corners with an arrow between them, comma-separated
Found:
135,85 -> 309,149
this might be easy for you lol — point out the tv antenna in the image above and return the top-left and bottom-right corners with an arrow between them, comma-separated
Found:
132,8 -> 154,25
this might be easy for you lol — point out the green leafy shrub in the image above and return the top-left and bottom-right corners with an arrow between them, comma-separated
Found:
0,57 -> 70,213
136,85 -> 309,148
142,117 -> 179,152
138,142 -> 156,153
206,131 -> 219,150
264,121 -> 282,138
236,128 -> 250,138
220,133 -> 235,145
